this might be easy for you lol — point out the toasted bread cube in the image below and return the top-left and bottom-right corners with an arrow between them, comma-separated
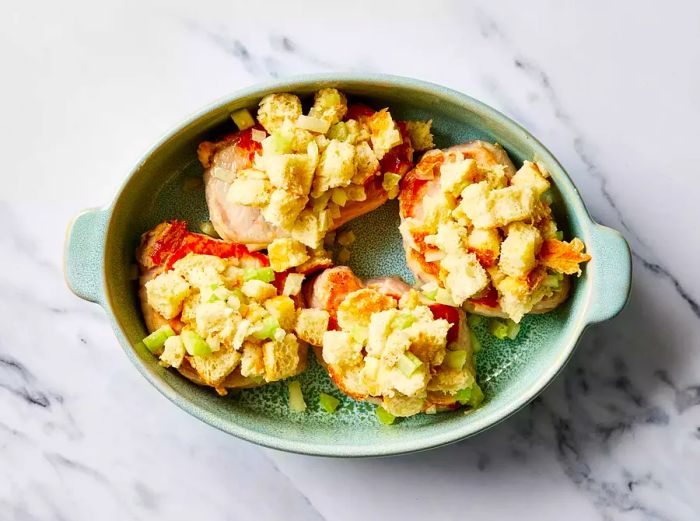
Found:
265,295 -> 297,331
264,153 -> 314,195
290,210 -> 324,249
467,228 -> 501,266
322,330 -> 362,366
499,222 -> 543,277
145,272 -> 191,319
308,88 -> 348,125
405,120 -> 434,152
457,182 -> 537,229
312,140 -> 356,197
425,220 -> 467,255
263,332 -> 301,381
282,273 -> 305,296
295,308 -> 330,347
267,238 -> 309,272
257,93 -> 302,133
240,341 -> 265,377
189,346 -> 241,386
261,189 -> 308,230
368,109 -> 402,159
227,178 -> 271,207
422,193 -> 456,230
441,252 -> 489,304
440,158 -> 478,196
241,280 -> 277,301
352,141 -> 380,184
159,336 -> 186,368
512,161 -> 550,196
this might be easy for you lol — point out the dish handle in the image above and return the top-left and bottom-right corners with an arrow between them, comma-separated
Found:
64,208 -> 109,304
585,223 -> 632,324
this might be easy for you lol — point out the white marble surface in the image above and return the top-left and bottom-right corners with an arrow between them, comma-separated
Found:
2,0 -> 699,519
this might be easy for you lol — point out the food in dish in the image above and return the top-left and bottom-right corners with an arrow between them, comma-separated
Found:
200,88 -> 431,253
304,266 -> 482,418
398,141 -> 591,322
136,220 -> 308,394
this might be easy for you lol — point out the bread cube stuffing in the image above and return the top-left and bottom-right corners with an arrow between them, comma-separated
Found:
257,93 -> 302,133
290,210 -> 324,249
263,333 -> 301,381
295,308 -> 330,346
467,228 -> 501,265
308,88 -> 348,125
240,341 -> 265,377
440,158 -> 477,196
511,161 -> 550,196
441,252 -> 489,304
159,336 -> 186,368
241,280 -> 278,301
261,189 -> 308,230
145,272 -> 191,319
322,330 -> 363,366
267,238 -> 309,272
282,273 -> 305,296
352,141 -> 380,184
368,109 -> 402,159
312,140 -> 356,196
227,178 -> 272,206
499,222 -> 542,277
264,153 -> 314,195
264,295 -> 297,330
188,346 -> 242,387
405,120 -> 435,152
425,220 -> 467,255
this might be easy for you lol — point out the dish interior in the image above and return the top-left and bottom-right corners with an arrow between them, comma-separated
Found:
104,81 -> 591,452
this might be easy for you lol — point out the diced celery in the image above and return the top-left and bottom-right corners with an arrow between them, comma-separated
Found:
469,330 -> 481,353
350,325 -> 368,344
331,188 -> 348,207
181,330 -> 212,356
288,381 -> 306,412
336,230 -> 356,247
337,247 -> 351,264
398,352 -> 423,376
230,108 -> 255,131
444,349 -> 467,370
319,392 -> 340,413
393,313 -> 416,330
506,320 -> 521,340
540,189 -> 554,205
262,132 -> 292,155
252,316 -> 280,340
376,406 -> 396,425
467,314 -> 482,328
456,383 -> 484,408
422,288 -> 438,300
142,325 -> 175,354
555,230 -> 564,240
488,319 -> 510,339
243,267 -> 275,283
435,288 -> 457,306
198,221 -> 220,238
382,172 -> 402,191
327,121 -> 348,141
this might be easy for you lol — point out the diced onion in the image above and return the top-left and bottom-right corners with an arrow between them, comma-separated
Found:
296,115 -> 330,134
251,128 -> 267,143
282,273 -> 305,296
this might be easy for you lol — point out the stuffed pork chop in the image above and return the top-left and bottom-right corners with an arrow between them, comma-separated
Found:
136,220 -> 309,395
297,266 -> 484,418
399,141 -> 590,323
199,88 -> 432,252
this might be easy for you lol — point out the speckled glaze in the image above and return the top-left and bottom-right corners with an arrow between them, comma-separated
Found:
64,74 -> 631,457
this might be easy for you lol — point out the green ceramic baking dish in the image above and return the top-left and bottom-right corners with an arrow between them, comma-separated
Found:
64,73 -> 631,457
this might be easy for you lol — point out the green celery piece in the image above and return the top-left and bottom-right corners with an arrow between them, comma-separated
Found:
319,392 -> 340,413
422,288 -> 438,300
444,350 -> 467,370
489,319 -> 509,339
469,383 -> 485,408
469,330 -> 481,353
398,352 -> 423,376
555,231 -> 564,240
288,381 -> 306,412
181,330 -> 212,356
350,325 -> 368,344
230,108 -> 255,131
262,132 -> 292,155
506,320 -> 521,340
467,314 -> 482,328
376,406 -> 396,425
243,267 -> 275,283
327,122 -> 348,141
455,387 -> 472,404
142,325 -> 175,354
252,316 -> 280,340
393,313 -> 416,330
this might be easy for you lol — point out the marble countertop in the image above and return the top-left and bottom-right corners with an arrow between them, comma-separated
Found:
2,0 -> 699,519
